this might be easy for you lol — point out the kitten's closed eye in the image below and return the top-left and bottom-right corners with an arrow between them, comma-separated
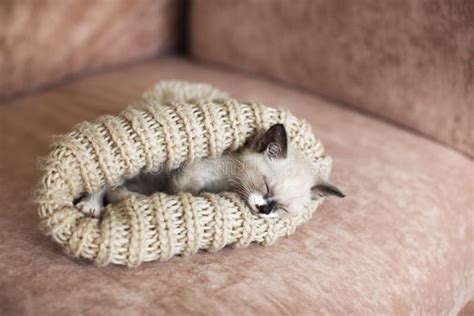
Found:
263,181 -> 270,197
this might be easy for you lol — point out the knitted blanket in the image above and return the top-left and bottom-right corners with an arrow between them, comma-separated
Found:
35,81 -> 333,267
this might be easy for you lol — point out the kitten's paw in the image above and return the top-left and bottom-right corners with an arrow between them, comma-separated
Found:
76,200 -> 103,218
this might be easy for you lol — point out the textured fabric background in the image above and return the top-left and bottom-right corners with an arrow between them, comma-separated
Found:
459,300 -> 474,316
190,0 -> 474,156
1,1 -> 473,313
0,0 -> 184,100
1,58 -> 472,315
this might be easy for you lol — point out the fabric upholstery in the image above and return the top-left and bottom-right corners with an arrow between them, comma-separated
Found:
0,0 -> 184,100
189,0 -> 474,157
459,300 -> 474,316
0,58 -> 472,315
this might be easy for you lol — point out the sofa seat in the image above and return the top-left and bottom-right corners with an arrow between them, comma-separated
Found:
1,57 -> 472,315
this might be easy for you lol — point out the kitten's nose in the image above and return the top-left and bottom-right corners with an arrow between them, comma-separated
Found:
258,200 -> 276,214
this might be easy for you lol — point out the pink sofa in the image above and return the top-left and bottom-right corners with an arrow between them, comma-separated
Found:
1,1 -> 472,314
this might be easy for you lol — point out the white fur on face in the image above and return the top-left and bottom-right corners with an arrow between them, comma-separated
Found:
248,192 -> 265,213
239,145 -> 316,216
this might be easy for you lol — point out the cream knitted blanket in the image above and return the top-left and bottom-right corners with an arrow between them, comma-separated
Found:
35,81 -> 333,267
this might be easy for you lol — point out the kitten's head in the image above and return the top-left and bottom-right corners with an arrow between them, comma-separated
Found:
235,124 -> 344,218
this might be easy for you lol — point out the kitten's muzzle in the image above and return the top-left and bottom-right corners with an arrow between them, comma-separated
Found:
257,200 -> 276,215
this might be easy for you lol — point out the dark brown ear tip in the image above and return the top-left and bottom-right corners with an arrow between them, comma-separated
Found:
268,124 -> 287,142
313,183 -> 345,198
269,123 -> 286,131
332,188 -> 345,198
256,123 -> 288,158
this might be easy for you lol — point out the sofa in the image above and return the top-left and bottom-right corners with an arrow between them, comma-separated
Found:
1,0 -> 472,314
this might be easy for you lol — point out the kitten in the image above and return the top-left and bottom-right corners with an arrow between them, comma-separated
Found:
76,124 -> 344,218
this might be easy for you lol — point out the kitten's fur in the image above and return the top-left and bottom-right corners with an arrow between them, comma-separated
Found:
76,124 -> 344,218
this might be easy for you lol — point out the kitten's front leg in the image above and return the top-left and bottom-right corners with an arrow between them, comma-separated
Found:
106,186 -> 136,204
169,171 -> 201,196
76,187 -> 106,218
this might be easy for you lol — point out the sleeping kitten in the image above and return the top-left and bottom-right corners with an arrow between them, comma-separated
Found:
76,124 -> 344,218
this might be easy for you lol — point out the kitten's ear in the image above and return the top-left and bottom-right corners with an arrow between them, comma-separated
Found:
255,124 -> 288,159
311,182 -> 345,199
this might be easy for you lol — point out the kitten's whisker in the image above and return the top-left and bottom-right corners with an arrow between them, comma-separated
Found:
276,203 -> 289,214
229,179 -> 252,196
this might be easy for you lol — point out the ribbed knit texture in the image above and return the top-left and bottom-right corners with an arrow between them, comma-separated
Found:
35,81 -> 333,267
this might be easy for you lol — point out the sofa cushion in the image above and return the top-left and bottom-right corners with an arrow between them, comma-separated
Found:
190,0 -> 474,157
0,57 -> 472,315
0,0 -> 184,100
